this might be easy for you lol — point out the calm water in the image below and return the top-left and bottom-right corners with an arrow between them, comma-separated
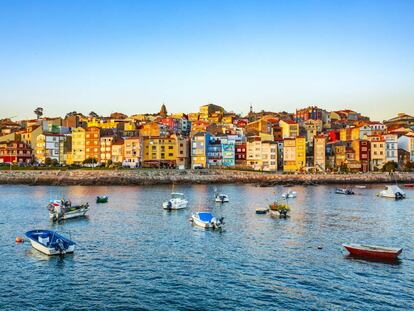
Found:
0,184 -> 413,310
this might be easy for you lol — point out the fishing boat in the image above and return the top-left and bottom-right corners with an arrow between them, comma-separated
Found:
377,185 -> 406,200
48,199 -> 90,222
96,196 -> 109,203
25,230 -> 76,256
255,208 -> 269,214
281,189 -> 297,199
214,192 -> 229,203
342,243 -> 402,260
162,192 -> 188,210
268,201 -> 290,218
335,188 -> 355,195
190,212 -> 224,230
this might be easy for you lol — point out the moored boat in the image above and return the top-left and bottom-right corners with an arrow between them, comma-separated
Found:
403,183 -> 414,188
281,189 -> 297,199
342,243 -> 402,260
96,196 -> 109,203
335,188 -> 355,195
214,193 -> 229,203
255,208 -> 269,214
48,199 -> 89,222
162,192 -> 188,210
377,185 -> 406,200
268,202 -> 290,218
25,229 -> 76,256
191,212 -> 223,230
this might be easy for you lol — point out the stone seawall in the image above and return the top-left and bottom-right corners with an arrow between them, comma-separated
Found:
0,169 -> 413,186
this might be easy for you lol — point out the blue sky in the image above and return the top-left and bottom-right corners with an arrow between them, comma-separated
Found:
0,0 -> 413,120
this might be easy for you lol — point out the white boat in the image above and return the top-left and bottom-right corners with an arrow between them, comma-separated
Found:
25,230 -> 76,256
214,193 -> 229,203
48,200 -> 89,222
335,188 -> 355,195
191,212 -> 224,230
377,185 -> 406,200
282,189 -> 297,199
162,192 -> 188,210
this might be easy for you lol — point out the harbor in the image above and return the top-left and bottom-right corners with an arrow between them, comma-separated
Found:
1,169 -> 414,186
2,183 -> 413,309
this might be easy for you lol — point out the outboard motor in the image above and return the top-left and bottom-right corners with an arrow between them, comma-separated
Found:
167,201 -> 172,211
395,192 -> 403,200
55,239 -> 66,255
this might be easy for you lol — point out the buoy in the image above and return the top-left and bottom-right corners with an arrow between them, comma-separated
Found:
15,236 -> 24,243
317,246 -> 323,250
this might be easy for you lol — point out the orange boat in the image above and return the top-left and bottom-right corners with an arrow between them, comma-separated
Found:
343,244 -> 402,260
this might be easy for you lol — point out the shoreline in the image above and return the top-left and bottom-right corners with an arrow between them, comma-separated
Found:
0,169 -> 413,186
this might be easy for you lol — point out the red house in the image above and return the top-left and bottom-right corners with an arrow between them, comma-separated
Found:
0,141 -> 33,164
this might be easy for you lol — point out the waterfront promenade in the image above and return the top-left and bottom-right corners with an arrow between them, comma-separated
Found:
0,169 -> 413,186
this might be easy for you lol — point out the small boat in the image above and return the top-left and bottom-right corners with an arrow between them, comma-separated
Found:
377,185 -> 406,200
190,212 -> 224,230
214,193 -> 229,203
268,202 -> 290,218
48,199 -> 89,222
255,208 -> 269,214
162,192 -> 188,210
25,230 -> 76,256
96,196 -> 109,203
281,189 -> 297,199
355,185 -> 367,189
403,183 -> 414,188
335,188 -> 355,195
342,243 -> 402,260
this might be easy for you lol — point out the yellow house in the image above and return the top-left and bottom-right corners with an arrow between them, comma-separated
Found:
71,127 -> 86,164
20,125 -> 43,149
283,136 -> 306,171
143,136 -> 177,167
111,139 -> 124,163
283,138 -> 296,171
140,122 -> 163,137
364,134 -> 386,170
295,136 -> 306,170
279,120 -> 299,138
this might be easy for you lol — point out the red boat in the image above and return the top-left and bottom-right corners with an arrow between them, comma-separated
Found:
343,244 -> 402,260
403,183 -> 414,188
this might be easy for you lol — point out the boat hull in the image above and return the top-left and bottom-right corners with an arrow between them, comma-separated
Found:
162,201 -> 188,210
50,207 -> 89,221
29,240 -> 75,256
192,216 -> 212,228
343,244 -> 402,260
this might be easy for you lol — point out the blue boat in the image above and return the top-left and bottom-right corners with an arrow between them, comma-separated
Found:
191,212 -> 224,230
25,230 -> 76,256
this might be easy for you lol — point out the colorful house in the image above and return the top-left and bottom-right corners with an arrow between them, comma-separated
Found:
280,120 -> 299,138
123,137 -> 141,168
313,135 -> 326,171
0,141 -> 32,164
71,127 -> 86,164
191,132 -> 210,169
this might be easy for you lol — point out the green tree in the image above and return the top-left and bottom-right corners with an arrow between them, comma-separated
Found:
382,161 -> 398,172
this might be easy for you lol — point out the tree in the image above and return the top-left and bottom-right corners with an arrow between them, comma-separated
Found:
89,111 -> 99,119
44,157 -> 52,166
83,157 -> 98,164
34,107 -> 43,119
382,161 -> 398,172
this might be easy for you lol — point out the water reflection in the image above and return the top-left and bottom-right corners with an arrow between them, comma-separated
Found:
1,184 -> 413,310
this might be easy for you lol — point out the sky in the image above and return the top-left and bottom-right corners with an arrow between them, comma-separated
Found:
0,0 -> 413,121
